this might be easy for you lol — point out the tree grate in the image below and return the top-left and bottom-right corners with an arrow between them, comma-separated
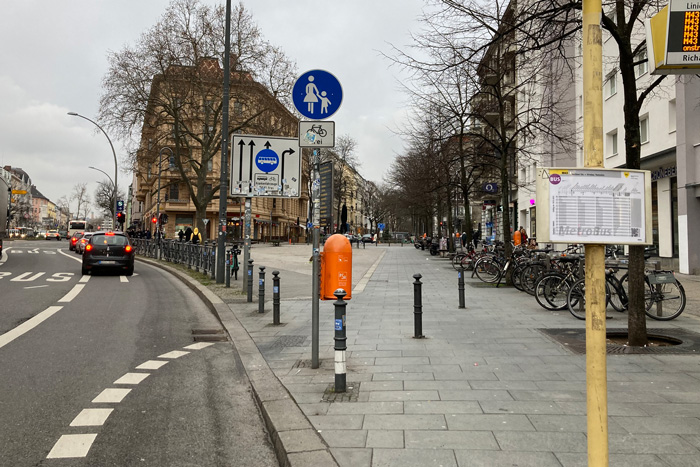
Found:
539,328 -> 700,355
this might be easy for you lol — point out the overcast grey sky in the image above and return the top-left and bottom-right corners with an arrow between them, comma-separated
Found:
0,0 -> 424,216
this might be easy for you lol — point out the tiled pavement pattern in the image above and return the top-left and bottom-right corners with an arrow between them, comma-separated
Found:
173,244 -> 700,467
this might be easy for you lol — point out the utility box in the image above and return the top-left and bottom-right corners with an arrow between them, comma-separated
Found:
320,234 -> 352,300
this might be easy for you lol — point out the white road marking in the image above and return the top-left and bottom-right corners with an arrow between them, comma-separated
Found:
184,342 -> 215,350
70,408 -> 114,427
92,388 -> 131,403
44,250 -> 57,255
24,285 -> 49,289
58,248 -> 83,263
79,275 -> 90,283
0,272 -> 11,279
11,250 -> 23,253
114,372 -> 150,385
0,306 -> 63,350
353,250 -> 385,294
120,275 -> 129,283
10,272 -> 46,282
135,360 -> 169,370
58,284 -> 85,302
0,248 -> 8,263
47,272 -> 74,282
28,249 -> 39,254
158,350 -> 190,359
47,434 -> 98,458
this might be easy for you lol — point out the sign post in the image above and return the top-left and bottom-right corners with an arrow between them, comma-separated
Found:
292,69 -> 342,369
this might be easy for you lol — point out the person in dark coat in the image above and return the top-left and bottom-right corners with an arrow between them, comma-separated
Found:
184,226 -> 193,242
178,229 -> 185,242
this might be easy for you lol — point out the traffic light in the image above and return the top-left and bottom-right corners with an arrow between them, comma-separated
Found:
116,212 -> 125,225
152,215 -> 158,224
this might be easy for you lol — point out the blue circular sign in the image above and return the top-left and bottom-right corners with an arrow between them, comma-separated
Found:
255,149 -> 279,173
292,70 -> 343,120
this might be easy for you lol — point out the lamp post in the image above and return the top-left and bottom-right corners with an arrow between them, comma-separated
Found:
157,147 -> 173,246
88,166 -> 115,220
68,112 -> 118,229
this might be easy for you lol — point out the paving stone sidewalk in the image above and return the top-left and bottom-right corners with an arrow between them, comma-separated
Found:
209,244 -> 700,467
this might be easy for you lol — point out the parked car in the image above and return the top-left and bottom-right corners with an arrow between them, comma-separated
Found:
59,230 -> 68,239
69,232 -> 84,251
344,234 -> 361,243
46,230 -> 61,240
361,234 -> 375,243
82,231 -> 135,276
76,232 -> 94,254
37,231 -> 47,239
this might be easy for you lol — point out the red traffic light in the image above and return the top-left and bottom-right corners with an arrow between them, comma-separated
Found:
152,216 -> 158,224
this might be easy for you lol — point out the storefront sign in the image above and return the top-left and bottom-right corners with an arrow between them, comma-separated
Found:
651,165 -> 677,181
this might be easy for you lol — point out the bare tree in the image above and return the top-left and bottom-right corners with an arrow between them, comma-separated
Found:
94,181 -> 126,220
98,0 -> 297,236
71,183 -> 90,220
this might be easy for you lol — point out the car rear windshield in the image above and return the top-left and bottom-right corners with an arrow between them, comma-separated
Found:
92,235 -> 128,246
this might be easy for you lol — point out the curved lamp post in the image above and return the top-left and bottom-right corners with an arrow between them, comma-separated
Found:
68,112 -> 118,228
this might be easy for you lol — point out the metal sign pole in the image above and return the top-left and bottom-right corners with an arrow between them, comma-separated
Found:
243,197 -> 252,292
312,149 -> 321,369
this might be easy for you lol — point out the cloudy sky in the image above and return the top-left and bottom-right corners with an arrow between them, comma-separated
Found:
0,0 -> 425,216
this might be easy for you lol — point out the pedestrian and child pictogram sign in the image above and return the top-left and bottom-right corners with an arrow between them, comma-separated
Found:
292,70 -> 343,120
231,135 -> 301,198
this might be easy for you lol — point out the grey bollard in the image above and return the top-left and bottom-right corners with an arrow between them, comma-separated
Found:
272,271 -> 280,325
413,274 -> 424,338
258,266 -> 266,313
333,289 -> 347,393
247,259 -> 254,302
225,249 -> 231,288
458,269 -> 465,309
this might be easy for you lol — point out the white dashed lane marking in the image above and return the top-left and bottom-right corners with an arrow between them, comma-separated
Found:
113,373 -> 150,385
47,343 -> 218,459
135,360 -> 169,370
119,276 -> 129,283
58,284 -> 85,303
47,434 -> 98,459
70,408 -> 114,427
79,275 -> 90,283
92,388 -> 131,404
158,350 -> 189,359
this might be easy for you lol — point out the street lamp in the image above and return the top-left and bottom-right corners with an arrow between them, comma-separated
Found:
68,112 -> 118,229
88,166 -> 115,221
157,147 -> 174,245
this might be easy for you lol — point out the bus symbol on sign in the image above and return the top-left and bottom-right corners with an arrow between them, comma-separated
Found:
255,149 -> 279,173
549,174 -> 562,185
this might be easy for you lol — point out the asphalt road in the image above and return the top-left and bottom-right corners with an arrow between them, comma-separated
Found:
0,239 -> 278,467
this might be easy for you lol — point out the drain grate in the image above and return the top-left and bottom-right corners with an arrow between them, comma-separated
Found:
539,328 -> 700,355
191,328 -> 228,342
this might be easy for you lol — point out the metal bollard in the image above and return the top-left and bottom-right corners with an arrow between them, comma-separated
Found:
258,266 -> 266,313
225,249 -> 231,288
272,271 -> 281,325
413,274 -> 424,338
458,269 -> 465,309
333,288 -> 347,393
247,259 -> 254,302
232,246 -> 240,280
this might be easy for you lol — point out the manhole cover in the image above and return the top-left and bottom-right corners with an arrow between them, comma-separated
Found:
539,328 -> 700,355
322,382 -> 361,402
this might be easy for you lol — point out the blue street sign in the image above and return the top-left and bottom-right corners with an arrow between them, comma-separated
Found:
116,200 -> 125,212
255,148 -> 279,173
483,182 -> 498,193
378,223 -> 385,231
292,70 -> 343,120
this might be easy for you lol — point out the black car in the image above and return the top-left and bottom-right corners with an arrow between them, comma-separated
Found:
82,232 -> 135,275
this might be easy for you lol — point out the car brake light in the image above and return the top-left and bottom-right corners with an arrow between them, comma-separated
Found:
125,245 -> 132,253
106,232 -> 115,236
85,244 -> 92,252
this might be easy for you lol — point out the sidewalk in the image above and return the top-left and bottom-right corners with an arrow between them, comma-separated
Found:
168,243 -> 700,466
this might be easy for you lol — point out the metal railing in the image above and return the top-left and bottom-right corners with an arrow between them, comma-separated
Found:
132,238 -> 217,278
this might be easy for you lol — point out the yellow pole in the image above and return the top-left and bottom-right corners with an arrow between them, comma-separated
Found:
582,0 -> 608,465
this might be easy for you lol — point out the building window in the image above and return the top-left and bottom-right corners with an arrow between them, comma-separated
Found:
669,99 -> 676,133
169,183 -> 179,200
605,71 -> 617,98
607,130 -> 618,157
234,101 -> 243,114
635,48 -> 648,78
640,115 -> 649,144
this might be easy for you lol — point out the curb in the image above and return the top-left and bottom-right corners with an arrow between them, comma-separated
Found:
137,258 -> 339,467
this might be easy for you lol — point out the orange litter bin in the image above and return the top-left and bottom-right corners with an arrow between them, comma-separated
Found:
320,233 -> 352,300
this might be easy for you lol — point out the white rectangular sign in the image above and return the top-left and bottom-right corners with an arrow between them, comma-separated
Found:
231,135 -> 301,198
299,121 -> 335,148
536,168 -> 652,245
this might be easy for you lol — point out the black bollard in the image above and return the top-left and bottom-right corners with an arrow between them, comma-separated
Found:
258,266 -> 266,313
247,259 -> 254,302
272,270 -> 280,325
225,249 -> 231,288
333,289 -> 347,393
413,274 -> 424,338
458,269 -> 465,309
232,246 -> 240,280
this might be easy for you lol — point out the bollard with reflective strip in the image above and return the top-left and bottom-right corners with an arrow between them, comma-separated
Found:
258,266 -> 266,314
333,289 -> 347,393
272,270 -> 280,325
413,274 -> 424,338
458,269 -> 465,309
247,259 -> 254,302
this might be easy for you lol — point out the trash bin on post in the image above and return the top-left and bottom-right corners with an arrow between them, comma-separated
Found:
320,233 -> 352,301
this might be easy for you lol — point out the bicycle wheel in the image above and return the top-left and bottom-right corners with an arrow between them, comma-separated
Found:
535,273 -> 570,311
520,263 -> 547,296
511,263 -> 525,291
607,274 -> 627,312
567,278 -> 587,320
474,258 -> 501,283
645,279 -> 686,320
452,253 -> 467,270
620,273 -> 653,311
